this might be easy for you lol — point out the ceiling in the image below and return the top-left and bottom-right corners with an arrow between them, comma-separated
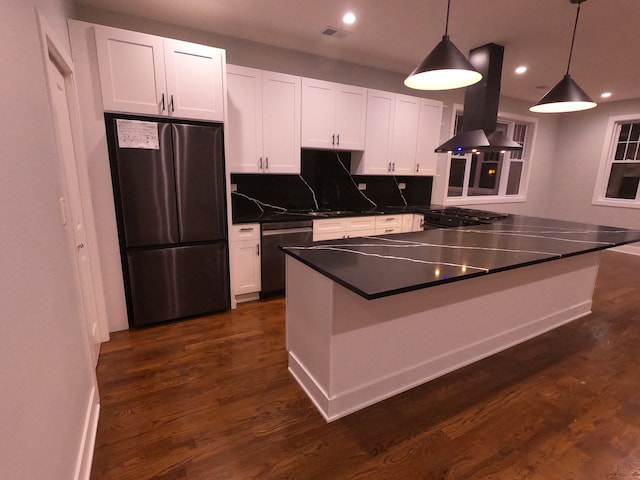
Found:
73,0 -> 640,104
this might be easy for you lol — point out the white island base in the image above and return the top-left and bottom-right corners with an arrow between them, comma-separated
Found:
285,252 -> 601,422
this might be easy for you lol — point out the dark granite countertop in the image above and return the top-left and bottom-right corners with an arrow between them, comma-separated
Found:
232,205 -> 431,224
282,215 -> 640,300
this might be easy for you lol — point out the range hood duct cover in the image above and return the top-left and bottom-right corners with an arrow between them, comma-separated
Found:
436,43 -> 523,153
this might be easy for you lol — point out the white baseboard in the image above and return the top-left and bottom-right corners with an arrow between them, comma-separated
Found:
74,385 -> 100,480
290,303 -> 592,422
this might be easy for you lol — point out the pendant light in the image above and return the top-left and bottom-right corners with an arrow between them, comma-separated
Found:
404,0 -> 482,90
530,0 -> 596,113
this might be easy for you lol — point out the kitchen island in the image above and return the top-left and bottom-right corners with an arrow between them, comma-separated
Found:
282,215 -> 640,421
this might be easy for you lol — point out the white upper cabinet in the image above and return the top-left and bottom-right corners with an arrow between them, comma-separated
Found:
353,90 -> 442,176
226,65 -> 301,174
301,78 -> 366,151
391,94 -> 422,175
163,39 -> 225,121
94,25 -> 225,121
414,98 -> 444,176
358,89 -> 394,175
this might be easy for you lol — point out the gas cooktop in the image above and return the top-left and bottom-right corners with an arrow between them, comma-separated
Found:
421,207 -> 510,227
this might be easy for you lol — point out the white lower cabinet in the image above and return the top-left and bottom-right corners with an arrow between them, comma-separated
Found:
313,217 -> 376,241
402,213 -> 424,232
313,218 -> 348,241
229,224 -> 261,301
313,215 -> 425,241
374,214 -> 403,235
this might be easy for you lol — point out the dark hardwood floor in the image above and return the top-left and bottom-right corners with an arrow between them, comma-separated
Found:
91,250 -> 640,479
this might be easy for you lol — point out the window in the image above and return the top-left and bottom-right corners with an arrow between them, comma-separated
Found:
595,120 -> 640,205
446,113 -> 532,202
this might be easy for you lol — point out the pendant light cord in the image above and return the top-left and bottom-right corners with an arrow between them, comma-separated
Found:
566,1 -> 582,75
444,0 -> 451,36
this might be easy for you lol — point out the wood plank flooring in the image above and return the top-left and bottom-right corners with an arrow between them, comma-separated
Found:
91,250 -> 640,479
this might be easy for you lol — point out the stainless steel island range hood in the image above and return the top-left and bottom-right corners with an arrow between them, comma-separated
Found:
435,43 -> 523,154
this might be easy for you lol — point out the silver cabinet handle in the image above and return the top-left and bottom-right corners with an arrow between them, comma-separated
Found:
161,93 -> 166,112
416,163 -> 420,172
239,227 -> 254,232
256,244 -> 260,256
388,162 -> 392,172
332,134 -> 335,145
337,134 -> 340,145
265,157 -> 269,169
170,94 -> 175,112
385,229 -> 394,233
392,162 -> 395,171
77,242 -> 85,249
259,157 -> 263,169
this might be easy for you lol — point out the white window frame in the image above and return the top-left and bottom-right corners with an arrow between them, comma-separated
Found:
592,113 -> 640,209
441,103 -> 538,206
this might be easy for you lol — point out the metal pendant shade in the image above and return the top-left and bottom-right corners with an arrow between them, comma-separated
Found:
404,0 -> 482,90
530,0 -> 596,113
529,74 -> 596,113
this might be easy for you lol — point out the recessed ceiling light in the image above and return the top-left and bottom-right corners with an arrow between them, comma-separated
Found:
515,66 -> 527,74
601,92 -> 612,98
343,12 -> 356,24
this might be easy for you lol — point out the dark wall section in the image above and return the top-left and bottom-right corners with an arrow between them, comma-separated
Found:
231,150 -> 432,219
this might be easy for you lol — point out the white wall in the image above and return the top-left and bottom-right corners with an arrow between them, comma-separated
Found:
545,99 -> 640,228
0,1 -> 97,479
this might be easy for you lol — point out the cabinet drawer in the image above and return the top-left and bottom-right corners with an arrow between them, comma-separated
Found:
374,226 -> 402,235
375,215 -> 403,229
230,223 -> 260,241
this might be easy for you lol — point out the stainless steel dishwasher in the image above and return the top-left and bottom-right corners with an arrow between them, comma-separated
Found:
260,220 -> 313,298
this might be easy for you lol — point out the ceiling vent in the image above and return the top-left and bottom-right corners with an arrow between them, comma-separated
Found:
322,26 -> 351,39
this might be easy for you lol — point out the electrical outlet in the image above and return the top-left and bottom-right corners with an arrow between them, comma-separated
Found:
398,183 -> 406,189
358,183 -> 366,190
230,183 -> 237,192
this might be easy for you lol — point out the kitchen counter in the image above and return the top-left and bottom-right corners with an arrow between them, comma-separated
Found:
231,205 -> 430,224
283,214 -> 640,299
283,215 -> 640,422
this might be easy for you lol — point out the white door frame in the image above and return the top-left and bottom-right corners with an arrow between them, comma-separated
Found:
36,13 -> 110,350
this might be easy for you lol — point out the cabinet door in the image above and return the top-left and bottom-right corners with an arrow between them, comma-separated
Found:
262,71 -> 301,174
313,218 -> 347,241
415,98 -> 444,176
230,224 -> 261,295
164,39 -> 225,122
94,25 -> 166,115
226,65 -> 263,173
361,90 -> 394,175
391,94 -> 421,175
334,84 -> 367,151
301,78 -> 336,149
412,214 -> 424,231
345,216 -> 376,234
231,239 -> 261,295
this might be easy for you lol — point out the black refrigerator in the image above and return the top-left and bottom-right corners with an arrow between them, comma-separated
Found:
105,113 -> 229,327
